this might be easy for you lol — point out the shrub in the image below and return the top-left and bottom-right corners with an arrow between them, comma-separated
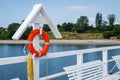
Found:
113,25 -> 120,35
117,35 -> 120,39
103,31 -> 116,39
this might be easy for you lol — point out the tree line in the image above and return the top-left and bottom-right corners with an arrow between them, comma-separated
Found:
55,13 -> 117,33
0,23 -> 32,40
0,12 -> 120,40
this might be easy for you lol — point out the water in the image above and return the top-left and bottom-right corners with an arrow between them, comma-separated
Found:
0,44 -> 120,80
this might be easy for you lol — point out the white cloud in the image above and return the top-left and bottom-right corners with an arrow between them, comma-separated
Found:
67,5 -> 93,11
89,17 -> 95,22
66,5 -> 103,12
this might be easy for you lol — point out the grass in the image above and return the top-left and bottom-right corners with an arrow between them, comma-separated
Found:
47,32 -> 103,40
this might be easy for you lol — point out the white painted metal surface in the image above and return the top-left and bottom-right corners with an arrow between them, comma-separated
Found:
33,56 -> 40,80
0,45 -> 120,80
0,56 -> 26,65
100,71 -> 120,80
112,55 -> 120,70
64,60 -> 104,80
102,50 -> 108,75
10,78 -> 20,80
12,3 -> 62,80
40,71 -> 66,80
32,22 -> 40,80
12,4 -> 62,40
77,52 -> 83,65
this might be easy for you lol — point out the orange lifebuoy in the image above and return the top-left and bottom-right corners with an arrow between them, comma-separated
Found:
27,29 -> 49,57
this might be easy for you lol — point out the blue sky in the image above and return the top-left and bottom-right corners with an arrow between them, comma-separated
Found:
0,0 -> 120,27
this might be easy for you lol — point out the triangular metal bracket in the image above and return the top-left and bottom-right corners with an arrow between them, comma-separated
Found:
12,4 -> 62,40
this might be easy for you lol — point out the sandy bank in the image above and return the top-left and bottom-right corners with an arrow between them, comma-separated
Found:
0,40 -> 120,45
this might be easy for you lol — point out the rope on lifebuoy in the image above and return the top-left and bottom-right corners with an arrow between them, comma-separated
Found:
27,29 -> 49,57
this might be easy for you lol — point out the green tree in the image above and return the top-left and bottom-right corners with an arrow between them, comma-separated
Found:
101,20 -> 108,27
21,26 -> 32,39
7,23 -> 20,39
57,24 -> 64,32
43,24 -> 51,31
66,23 -> 74,32
62,22 -> 74,32
0,27 -> 4,39
113,24 -> 120,35
76,16 -> 89,33
107,14 -> 116,28
0,27 -> 4,30
95,13 -> 102,30
71,24 -> 77,32
61,22 -> 67,32
85,25 -> 95,33
98,20 -> 108,31
1,31 -> 9,40
103,31 -> 116,39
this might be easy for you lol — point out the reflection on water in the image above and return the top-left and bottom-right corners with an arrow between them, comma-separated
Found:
0,44 -> 119,80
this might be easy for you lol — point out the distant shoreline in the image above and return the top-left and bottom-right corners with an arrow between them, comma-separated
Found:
0,40 -> 120,45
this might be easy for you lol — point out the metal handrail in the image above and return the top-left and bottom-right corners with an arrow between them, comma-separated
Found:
0,45 -> 120,79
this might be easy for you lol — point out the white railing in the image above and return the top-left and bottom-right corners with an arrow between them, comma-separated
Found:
0,45 -> 120,80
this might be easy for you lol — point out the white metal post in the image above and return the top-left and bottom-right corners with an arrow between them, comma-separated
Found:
33,23 -> 41,52
77,52 -> 83,65
33,56 -> 40,80
33,23 -> 40,80
77,52 -> 83,80
102,50 -> 108,75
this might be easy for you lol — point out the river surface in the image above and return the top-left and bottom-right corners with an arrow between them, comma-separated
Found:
0,44 -> 120,80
